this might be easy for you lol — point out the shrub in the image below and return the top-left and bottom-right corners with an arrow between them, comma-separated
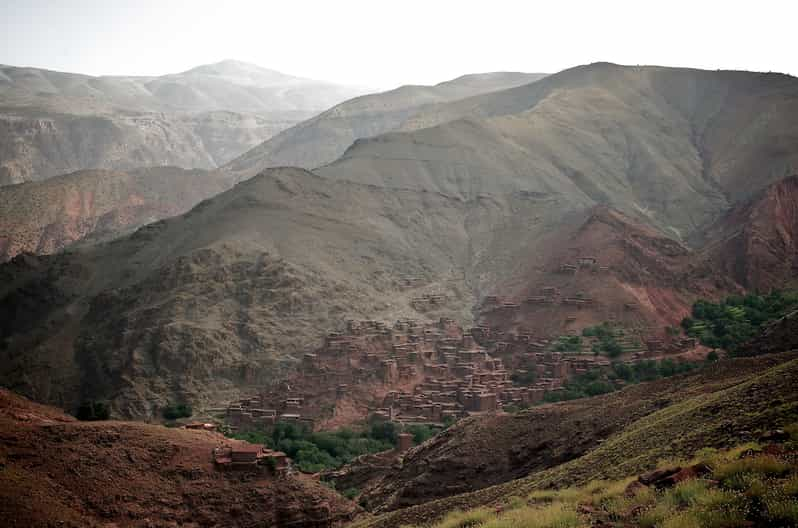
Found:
75,400 -> 110,421
231,420 -> 395,473
554,335 -> 582,353
713,455 -> 791,485
407,424 -> 437,444
481,502 -> 583,528
162,403 -> 192,420
683,291 -> 798,354
665,479 -> 709,509
435,507 -> 493,528
342,487 -> 360,500
783,474 -> 798,497
766,496 -> 798,524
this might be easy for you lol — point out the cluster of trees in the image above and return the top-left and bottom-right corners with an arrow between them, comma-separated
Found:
542,358 -> 698,403
682,291 -> 798,353
583,323 -> 625,358
162,403 -> 193,420
231,420 -> 437,473
553,335 -> 582,352
75,400 -> 111,421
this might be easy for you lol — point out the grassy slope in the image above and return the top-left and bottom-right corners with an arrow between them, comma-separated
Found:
354,352 -> 798,527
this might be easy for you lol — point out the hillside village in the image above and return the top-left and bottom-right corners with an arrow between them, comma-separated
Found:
223,286 -> 703,435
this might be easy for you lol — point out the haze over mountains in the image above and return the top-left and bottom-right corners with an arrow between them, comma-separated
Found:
225,71 -> 547,178
2,62 -> 798,420
0,69 -> 544,261
0,59 -> 368,185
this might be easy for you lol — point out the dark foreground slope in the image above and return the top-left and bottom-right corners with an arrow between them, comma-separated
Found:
344,318 -> 798,527
334,351 -> 798,520
0,388 -> 358,528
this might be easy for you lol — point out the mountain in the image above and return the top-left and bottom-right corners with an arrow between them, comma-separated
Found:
0,168 -> 476,417
695,174 -> 798,291
0,60 -> 368,185
224,72 -> 547,177
0,166 -> 234,261
2,64 -> 798,421
317,63 -> 798,237
0,59 -> 364,115
0,388 -> 358,527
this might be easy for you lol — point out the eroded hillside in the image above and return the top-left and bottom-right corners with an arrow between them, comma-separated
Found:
0,167 -> 233,261
0,389 -> 358,527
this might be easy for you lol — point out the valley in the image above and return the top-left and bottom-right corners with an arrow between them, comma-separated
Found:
1,54 -> 798,528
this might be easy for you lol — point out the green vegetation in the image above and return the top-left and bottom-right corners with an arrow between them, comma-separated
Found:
406,424 -> 437,445
162,403 -> 192,420
230,421 -> 403,473
411,433 -> 798,528
553,335 -> 582,353
342,487 -> 361,500
542,359 -> 697,403
582,323 -> 624,358
681,290 -> 798,353
75,400 -> 110,421
581,322 -> 615,339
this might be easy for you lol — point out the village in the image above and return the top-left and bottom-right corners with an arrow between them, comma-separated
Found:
223,311 -> 697,436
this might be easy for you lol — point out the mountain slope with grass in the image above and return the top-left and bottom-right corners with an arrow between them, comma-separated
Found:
339,351 -> 798,521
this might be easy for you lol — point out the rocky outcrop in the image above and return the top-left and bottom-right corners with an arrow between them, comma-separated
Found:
698,175 -> 798,291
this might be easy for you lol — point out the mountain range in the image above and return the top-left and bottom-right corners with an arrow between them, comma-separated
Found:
1,61 -> 798,419
3,58 -> 798,528
0,59 -> 368,185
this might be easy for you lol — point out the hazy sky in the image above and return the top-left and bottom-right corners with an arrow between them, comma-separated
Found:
1,0 -> 796,89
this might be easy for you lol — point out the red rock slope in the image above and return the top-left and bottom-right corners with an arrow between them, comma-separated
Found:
0,388 -> 358,528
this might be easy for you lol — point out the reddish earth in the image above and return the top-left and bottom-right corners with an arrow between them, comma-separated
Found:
0,167 -> 233,262
481,176 -> 798,341
480,206 -> 730,339
697,174 -> 798,291
0,389 -> 358,528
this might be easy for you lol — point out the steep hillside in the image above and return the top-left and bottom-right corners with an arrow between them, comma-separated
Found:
318,63 -> 798,237
351,351 -> 798,527
2,64 -> 798,426
225,72 -> 546,177
477,206 -> 734,339
0,167 -> 477,417
0,60 -> 367,184
2,172 -> 797,419
696,175 -> 798,291
0,167 -> 233,261
0,388 -> 358,527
